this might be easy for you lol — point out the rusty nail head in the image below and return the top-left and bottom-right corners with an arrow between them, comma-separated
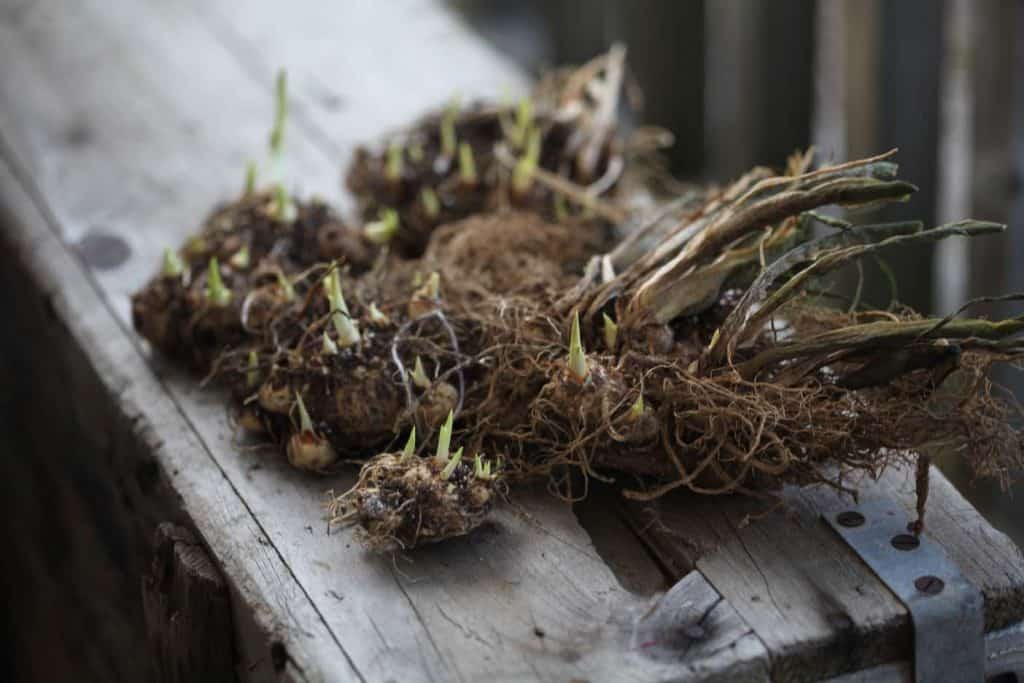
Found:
891,534 -> 920,551
837,511 -> 865,528
914,575 -> 944,595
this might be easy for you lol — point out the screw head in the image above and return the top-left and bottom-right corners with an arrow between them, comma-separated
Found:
891,534 -> 921,551
837,511 -> 865,527
914,575 -> 944,595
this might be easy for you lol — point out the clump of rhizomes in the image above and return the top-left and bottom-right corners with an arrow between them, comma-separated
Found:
132,52 -> 1024,551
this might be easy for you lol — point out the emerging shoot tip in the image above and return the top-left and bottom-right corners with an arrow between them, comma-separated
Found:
368,301 -> 390,326
162,248 -> 184,278
440,97 -> 459,158
424,272 -> 440,300
512,96 -> 533,149
385,142 -> 404,182
269,69 -> 288,157
629,393 -> 645,420
326,263 -> 360,346
435,410 -> 454,462
295,391 -> 314,433
441,446 -> 463,480
363,208 -> 399,245
205,257 -> 232,307
602,313 -> 618,350
322,331 -> 338,355
229,245 -> 250,270
410,356 -> 431,390
512,128 -> 542,194
458,142 -> 477,186
273,184 -> 296,222
568,311 -> 588,381
244,161 -> 258,195
246,350 -> 259,389
401,427 -> 416,460
420,187 -> 441,219
276,271 -> 295,302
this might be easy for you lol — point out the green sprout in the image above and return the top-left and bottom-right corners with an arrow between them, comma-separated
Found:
322,331 -> 338,355
410,356 -> 431,390
440,97 -> 460,158
229,245 -> 250,270
385,142 -> 404,182
473,454 -> 493,480
420,187 -> 441,219
294,391 -> 314,433
324,265 -> 360,347
706,327 -> 721,353
276,271 -> 295,302
161,248 -> 184,278
422,272 -> 440,300
363,208 -> 399,244
274,184 -> 296,222
441,446 -> 464,480
244,161 -> 258,195
629,393 -> 645,420
511,96 -> 533,149
268,70 -> 288,159
435,410 -> 454,462
458,142 -> 477,186
401,427 -> 417,461
568,311 -> 588,382
602,313 -> 618,350
185,235 -> 208,258
204,257 -> 232,307
368,301 -> 390,326
246,350 -> 260,389
512,128 -> 542,195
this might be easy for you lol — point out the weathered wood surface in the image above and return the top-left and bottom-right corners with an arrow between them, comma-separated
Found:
623,464 -> 1024,680
2,1 -> 1023,682
143,524 -> 237,683
0,1 -> 746,681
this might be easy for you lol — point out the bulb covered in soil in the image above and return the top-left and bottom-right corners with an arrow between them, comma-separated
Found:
131,191 -> 350,370
332,450 -> 503,551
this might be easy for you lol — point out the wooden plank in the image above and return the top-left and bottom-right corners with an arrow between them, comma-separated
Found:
0,151 -> 353,681
186,0 -> 531,171
143,524 -> 237,683
0,1 -> 766,680
624,462 -> 1024,679
0,252 -> 151,683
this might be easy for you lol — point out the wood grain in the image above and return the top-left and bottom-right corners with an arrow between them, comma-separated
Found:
624,463 -> 1024,680
3,1 -> 1023,681
143,524 -> 237,683
0,2 -> 717,681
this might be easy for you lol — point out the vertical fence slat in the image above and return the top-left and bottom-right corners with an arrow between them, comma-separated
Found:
607,1 -> 706,176
705,0 -> 815,180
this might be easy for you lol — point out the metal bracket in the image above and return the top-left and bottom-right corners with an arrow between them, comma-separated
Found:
825,498 -> 984,683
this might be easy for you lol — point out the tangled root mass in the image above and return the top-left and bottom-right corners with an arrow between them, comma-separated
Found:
131,51 -> 1024,550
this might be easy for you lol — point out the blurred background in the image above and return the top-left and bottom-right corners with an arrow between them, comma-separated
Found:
453,0 -> 1024,543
